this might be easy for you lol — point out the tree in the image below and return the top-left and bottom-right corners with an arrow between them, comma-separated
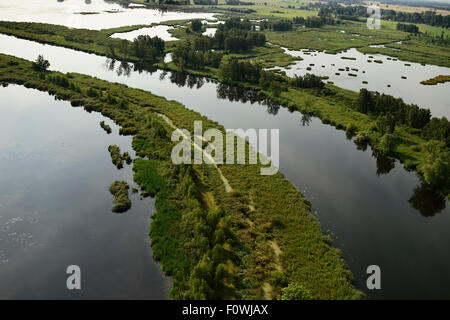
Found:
378,133 -> 397,155
191,19 -> 202,32
279,283 -> 312,300
376,114 -> 396,134
420,140 -> 450,186
32,55 -> 50,72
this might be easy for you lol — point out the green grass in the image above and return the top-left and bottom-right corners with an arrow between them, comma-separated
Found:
263,21 -> 407,53
381,20 -> 450,38
358,38 -> 450,68
420,75 -> 450,85
0,21 -> 149,63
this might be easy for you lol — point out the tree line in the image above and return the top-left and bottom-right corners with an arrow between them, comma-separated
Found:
396,23 -> 419,33
357,89 -> 449,148
260,16 -> 338,31
317,3 -> 449,28
114,35 -> 165,61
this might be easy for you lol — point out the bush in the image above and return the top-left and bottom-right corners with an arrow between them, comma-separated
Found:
279,283 -> 312,300
109,181 -> 131,213
191,19 -> 202,32
346,123 -> 358,136
32,55 -> 50,72
100,121 -> 112,134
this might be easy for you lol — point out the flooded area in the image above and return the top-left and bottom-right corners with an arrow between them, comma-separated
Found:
0,0 -> 216,29
276,47 -> 450,118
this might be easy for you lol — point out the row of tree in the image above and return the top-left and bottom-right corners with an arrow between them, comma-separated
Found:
382,9 -> 450,29
396,23 -> 419,33
317,3 -> 449,28
357,89 -> 450,149
356,89 -> 431,130
114,35 -> 165,61
290,73 -> 325,89
260,16 -> 338,31
172,38 -> 223,70
219,59 -> 286,96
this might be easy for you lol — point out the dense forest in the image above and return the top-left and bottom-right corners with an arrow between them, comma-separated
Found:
172,18 -> 266,70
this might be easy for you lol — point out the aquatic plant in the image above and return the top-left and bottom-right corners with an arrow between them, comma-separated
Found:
109,180 -> 131,213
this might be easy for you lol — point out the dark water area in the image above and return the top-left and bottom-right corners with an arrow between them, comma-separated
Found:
0,85 -> 168,299
0,34 -> 449,299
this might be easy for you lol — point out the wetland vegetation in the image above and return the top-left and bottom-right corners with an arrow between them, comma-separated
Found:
0,53 -> 362,299
1,0 -> 449,300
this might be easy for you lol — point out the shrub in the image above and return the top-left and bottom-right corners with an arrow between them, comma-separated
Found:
109,181 -> 131,213
31,55 -> 50,72
279,283 -> 312,300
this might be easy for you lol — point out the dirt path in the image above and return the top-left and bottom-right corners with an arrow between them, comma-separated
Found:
156,113 -> 233,193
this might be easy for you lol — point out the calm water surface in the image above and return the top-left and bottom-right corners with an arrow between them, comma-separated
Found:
0,35 -> 449,298
276,47 -> 450,118
0,85 -> 168,299
111,25 -> 178,41
0,0 -> 216,30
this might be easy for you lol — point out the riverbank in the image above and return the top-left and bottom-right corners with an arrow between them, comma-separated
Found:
0,53 -> 363,299
0,21 -> 447,196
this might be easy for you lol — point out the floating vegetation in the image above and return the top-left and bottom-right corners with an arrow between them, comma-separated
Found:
341,57 -> 356,60
420,75 -> 450,85
374,60 -> 383,64
108,145 -> 123,169
123,152 -> 132,165
109,181 -> 131,213
99,121 -> 111,134
108,145 -> 133,169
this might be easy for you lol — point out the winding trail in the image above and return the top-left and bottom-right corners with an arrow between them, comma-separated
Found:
156,113 -> 233,193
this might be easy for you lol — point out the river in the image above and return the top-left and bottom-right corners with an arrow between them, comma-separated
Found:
0,85 -> 168,299
1,33 -> 449,298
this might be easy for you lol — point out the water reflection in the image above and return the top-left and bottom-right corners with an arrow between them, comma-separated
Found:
108,59 -> 449,220
154,68 -> 448,219
409,182 -> 447,217
373,151 -> 396,176
105,58 -> 156,76
3,31 -> 447,296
